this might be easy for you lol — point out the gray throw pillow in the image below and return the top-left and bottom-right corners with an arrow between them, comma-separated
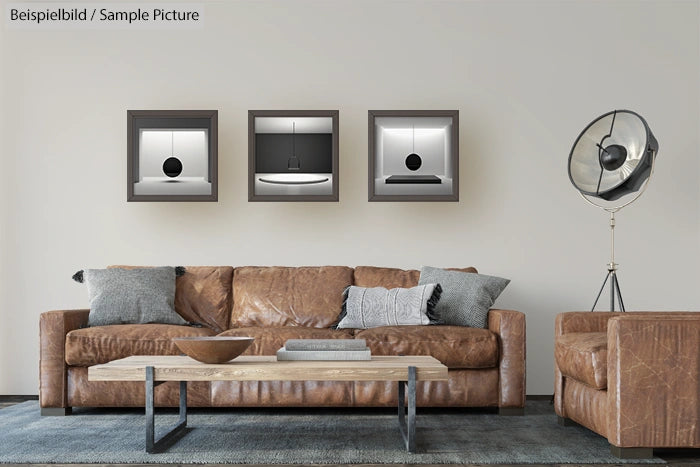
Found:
418,266 -> 509,328
74,267 -> 188,326
335,283 -> 442,330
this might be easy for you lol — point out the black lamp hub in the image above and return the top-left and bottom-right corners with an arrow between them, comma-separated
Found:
599,144 -> 627,171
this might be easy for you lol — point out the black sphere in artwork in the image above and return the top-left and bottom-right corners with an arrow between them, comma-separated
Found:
405,153 -> 422,171
162,157 -> 183,178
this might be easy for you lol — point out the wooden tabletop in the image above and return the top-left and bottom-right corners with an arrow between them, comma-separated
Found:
88,355 -> 448,382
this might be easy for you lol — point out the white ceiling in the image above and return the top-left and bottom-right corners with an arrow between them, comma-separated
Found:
255,117 -> 333,133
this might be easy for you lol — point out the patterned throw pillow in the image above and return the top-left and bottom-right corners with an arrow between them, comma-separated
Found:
334,283 -> 442,330
73,267 -> 188,326
418,266 -> 509,328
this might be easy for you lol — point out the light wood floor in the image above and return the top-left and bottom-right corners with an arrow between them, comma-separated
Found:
1,397 -> 698,466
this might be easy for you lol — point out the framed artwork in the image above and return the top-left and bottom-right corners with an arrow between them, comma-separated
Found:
368,110 -> 459,201
127,110 -> 218,202
248,110 -> 339,201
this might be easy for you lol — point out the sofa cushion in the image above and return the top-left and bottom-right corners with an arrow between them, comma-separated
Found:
355,325 -> 499,369
335,284 -> 442,329
354,266 -> 477,289
555,332 -> 608,389
418,266 -> 510,328
77,267 -> 187,327
230,266 -> 354,328
111,266 -> 234,333
217,327 -> 354,355
65,324 -> 216,366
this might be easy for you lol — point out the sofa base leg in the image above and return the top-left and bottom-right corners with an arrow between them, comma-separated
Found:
41,407 -> 72,416
498,407 -> 524,416
610,445 -> 654,459
557,415 -> 578,426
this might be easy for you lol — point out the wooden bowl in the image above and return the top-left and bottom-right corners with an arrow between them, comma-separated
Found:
172,336 -> 254,364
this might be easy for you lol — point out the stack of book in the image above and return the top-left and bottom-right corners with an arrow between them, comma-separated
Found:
276,339 -> 371,361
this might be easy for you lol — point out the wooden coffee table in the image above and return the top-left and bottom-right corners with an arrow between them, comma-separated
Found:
88,355 -> 448,454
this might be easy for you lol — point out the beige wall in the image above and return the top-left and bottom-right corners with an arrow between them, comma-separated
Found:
1,0 -> 699,395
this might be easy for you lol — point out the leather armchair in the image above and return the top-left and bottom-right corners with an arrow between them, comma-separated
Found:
554,312 -> 700,458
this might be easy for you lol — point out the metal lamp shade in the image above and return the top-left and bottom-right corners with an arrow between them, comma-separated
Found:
568,110 -> 658,201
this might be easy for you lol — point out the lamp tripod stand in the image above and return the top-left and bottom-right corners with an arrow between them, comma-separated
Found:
578,153 -> 655,312
591,211 -> 625,311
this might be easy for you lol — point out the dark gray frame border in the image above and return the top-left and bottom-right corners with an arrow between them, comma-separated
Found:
368,110 -> 459,202
127,109 -> 218,202
248,110 -> 339,202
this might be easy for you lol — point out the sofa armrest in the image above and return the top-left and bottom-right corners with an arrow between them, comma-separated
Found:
488,309 -> 526,408
554,312 -> 614,414
607,313 -> 700,448
39,309 -> 89,408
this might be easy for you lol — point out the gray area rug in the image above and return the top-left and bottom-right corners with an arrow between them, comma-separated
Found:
0,401 -> 664,464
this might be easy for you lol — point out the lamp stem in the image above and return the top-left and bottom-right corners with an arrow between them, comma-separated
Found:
608,211 -> 617,272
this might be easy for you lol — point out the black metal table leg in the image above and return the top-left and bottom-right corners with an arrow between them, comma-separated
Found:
145,366 -> 188,453
397,365 -> 417,453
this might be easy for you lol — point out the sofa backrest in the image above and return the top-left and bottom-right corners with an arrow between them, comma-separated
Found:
174,266 -> 234,333
230,266 -> 354,328
556,311 -> 700,336
353,266 -> 478,288
110,265 -> 479,331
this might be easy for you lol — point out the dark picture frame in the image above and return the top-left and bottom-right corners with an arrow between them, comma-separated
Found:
368,110 -> 459,201
248,110 -> 339,202
127,110 -> 218,202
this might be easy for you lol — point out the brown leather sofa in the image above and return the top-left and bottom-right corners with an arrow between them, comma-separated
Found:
40,266 -> 525,415
554,311 -> 700,458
